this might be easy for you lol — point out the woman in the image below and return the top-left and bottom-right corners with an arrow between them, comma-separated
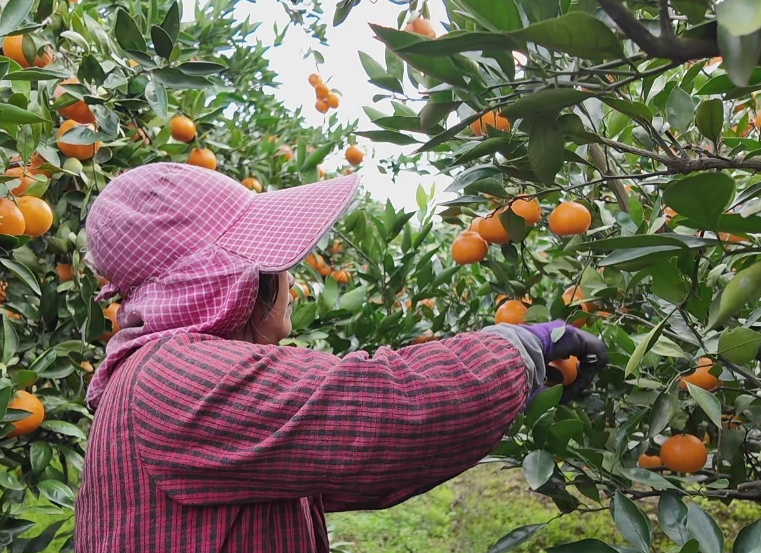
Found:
74,163 -> 607,552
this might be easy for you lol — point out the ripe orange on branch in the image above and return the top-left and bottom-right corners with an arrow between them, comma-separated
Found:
0,199 -> 26,236
451,231 -> 488,265
660,434 -> 707,474
187,148 -> 217,170
549,202 -> 591,236
509,195 -> 541,226
308,73 -> 321,86
477,211 -> 510,244
549,356 -> 578,386
637,453 -> 662,469
470,111 -> 510,136
54,77 -> 95,124
495,300 -> 527,325
345,145 -> 363,166
4,167 -> 34,195
678,357 -> 720,391
7,391 -> 45,438
242,177 -> 262,193
404,18 -> 436,38
17,197 -> 53,237
57,120 -> 101,160
99,302 -> 121,342
2,34 -> 52,68
170,115 -> 197,143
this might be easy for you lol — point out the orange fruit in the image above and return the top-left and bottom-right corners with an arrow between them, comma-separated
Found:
99,302 -> 120,342
509,195 -> 541,226
315,83 -> 329,100
562,285 -> 593,328
27,153 -> 53,177
469,217 -> 485,234
170,115 -> 197,143
80,360 -> 94,373
315,99 -> 329,114
451,230 -> 488,265
318,264 -> 332,277
0,199 -> 26,236
664,207 -> 677,220
345,145 -> 363,166
4,166 -> 34,195
277,145 -> 293,162
548,202 -> 592,236
678,357 -> 720,391
411,18 -> 436,38
470,111 -> 510,136
290,282 -> 310,299
637,453 -> 662,469
477,211 -> 510,245
495,299 -> 528,325
719,232 -> 746,244
54,77 -> 95,124
57,120 -> 101,160
126,122 -> 149,145
330,269 -> 350,284
2,35 -> 51,68
412,330 -> 437,344
327,93 -> 340,109
660,434 -> 708,474
328,239 -> 343,255
6,391 -> 44,438
56,263 -> 74,282
755,112 -> 761,130
318,166 -> 327,180
187,148 -> 217,170
549,356 -> 579,386
308,73 -> 321,86
721,414 -> 743,430
305,253 -> 325,270
242,177 -> 263,193
17,196 -> 53,237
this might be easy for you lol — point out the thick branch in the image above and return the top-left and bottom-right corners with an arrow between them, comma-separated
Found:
597,0 -> 719,62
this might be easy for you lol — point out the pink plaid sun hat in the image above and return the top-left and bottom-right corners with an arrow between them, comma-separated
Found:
84,162 -> 360,408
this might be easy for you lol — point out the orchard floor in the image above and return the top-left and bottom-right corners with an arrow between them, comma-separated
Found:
328,463 -> 761,553
22,463 -> 761,552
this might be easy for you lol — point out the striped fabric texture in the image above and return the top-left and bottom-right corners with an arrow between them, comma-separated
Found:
83,163 -> 359,409
74,332 -> 529,552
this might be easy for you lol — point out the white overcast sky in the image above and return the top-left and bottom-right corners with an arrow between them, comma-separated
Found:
182,0 -> 455,211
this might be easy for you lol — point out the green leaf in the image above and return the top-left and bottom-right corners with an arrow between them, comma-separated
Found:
0,258 -> 40,295
695,99 -> 723,142
672,0 -> 708,23
500,89 -> 593,121
666,87 -> 695,134
355,130 -> 418,145
15,369 -> 36,388
734,519 -> 761,553
59,125 -> 112,145
602,97 -> 653,124
398,31 -> 516,56
524,385 -> 562,427
177,61 -> 227,76
686,382 -> 722,428
40,420 -> 86,439
717,25 -> 761,87
2,315 -> 19,365
580,234 -> 712,252
0,102 -> 47,123
145,80 -> 168,119
290,301 -> 317,331
37,480 -> 75,509
716,0 -> 761,38
686,503 -> 724,553
339,286 -> 366,313
649,389 -> 678,438
151,25 -> 173,59
611,491 -> 651,553
114,8 -> 147,52
663,173 -> 735,230
528,116 -> 564,184
625,318 -> 667,376
300,144 -> 332,171
0,470 -> 25,490
0,0 -> 34,37
78,53 -> 106,86
718,327 -> 761,364
153,68 -> 212,89
30,441 -> 53,474
707,262 -> 761,330
4,67 -> 69,81
160,1 -> 180,42
501,208 -> 527,243
28,348 -> 56,374
522,450 -> 554,490
659,493 -> 691,546
487,524 -> 545,553
459,0 -> 522,32
546,539 -> 618,553
511,13 -> 623,59
620,468 -> 680,491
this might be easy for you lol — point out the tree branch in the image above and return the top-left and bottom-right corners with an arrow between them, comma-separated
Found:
588,143 -> 629,212
596,0 -> 719,63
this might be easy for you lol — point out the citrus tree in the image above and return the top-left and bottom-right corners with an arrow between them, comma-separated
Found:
0,0 -> 356,549
333,0 -> 761,551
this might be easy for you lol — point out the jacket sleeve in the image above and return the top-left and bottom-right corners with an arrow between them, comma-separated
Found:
132,332 -> 529,508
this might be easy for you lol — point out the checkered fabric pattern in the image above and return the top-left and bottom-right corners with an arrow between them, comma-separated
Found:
84,163 -> 359,408
74,332 -> 529,552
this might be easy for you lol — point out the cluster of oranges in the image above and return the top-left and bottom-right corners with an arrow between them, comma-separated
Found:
451,197 -> 592,267
308,74 -> 340,114
304,252 -> 350,285
168,114 -> 220,172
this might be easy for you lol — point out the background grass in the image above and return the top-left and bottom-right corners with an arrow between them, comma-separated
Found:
19,463 -> 761,552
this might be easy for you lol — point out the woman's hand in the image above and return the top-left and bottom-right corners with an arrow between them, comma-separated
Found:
522,321 -> 608,404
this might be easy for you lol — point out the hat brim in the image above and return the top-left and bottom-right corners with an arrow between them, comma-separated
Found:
216,173 -> 360,272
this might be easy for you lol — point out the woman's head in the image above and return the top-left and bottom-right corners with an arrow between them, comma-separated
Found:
233,271 -> 295,345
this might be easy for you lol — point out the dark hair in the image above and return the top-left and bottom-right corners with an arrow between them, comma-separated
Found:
257,273 -> 280,316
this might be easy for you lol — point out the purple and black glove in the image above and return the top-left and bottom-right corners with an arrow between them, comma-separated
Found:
523,320 -> 608,404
